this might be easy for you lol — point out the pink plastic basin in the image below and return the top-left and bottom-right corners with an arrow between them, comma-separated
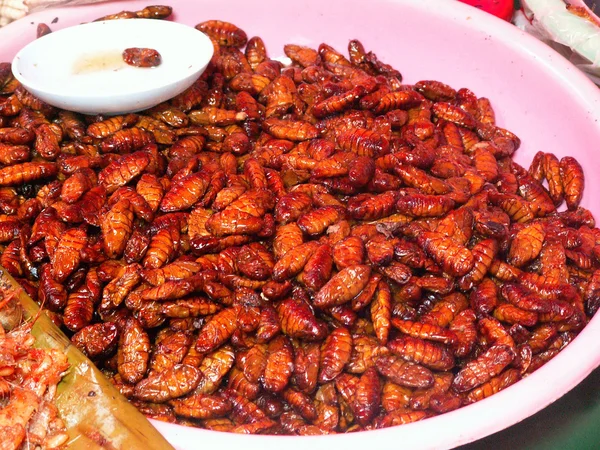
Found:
2,0 -> 600,449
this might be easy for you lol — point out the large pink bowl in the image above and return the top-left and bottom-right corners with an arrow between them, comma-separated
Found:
2,0 -> 600,449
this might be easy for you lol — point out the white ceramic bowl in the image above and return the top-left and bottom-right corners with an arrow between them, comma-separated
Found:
2,0 -> 600,449
11,19 -> 213,114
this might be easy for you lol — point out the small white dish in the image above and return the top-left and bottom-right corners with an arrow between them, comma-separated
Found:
11,19 -> 213,115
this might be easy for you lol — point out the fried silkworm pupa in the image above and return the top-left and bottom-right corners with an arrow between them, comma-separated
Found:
123,48 -> 162,68
195,20 -> 248,47
118,318 -> 151,384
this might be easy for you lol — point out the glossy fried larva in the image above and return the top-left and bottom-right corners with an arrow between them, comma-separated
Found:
388,336 -> 454,371
195,20 -> 248,47
391,319 -> 457,346
449,309 -> 477,357
347,191 -> 398,221
421,292 -> 469,327
262,118 -> 319,141
170,393 -> 232,420
432,102 -> 477,129
245,36 -> 267,69
375,353 -> 434,389
136,173 -> 164,213
0,143 -> 30,165
102,198 -> 134,259
160,171 -> 210,212
122,48 -> 162,68
313,265 -> 371,308
87,114 -> 138,139
235,242 -> 275,281
263,335 -> 295,393
101,263 -> 141,311
134,364 -> 201,402
319,327 -> 353,383
143,226 -> 179,269
149,329 -> 193,373
98,151 -> 150,193
297,206 -> 343,236
60,168 -> 97,204
0,162 -> 57,186
489,192 -> 535,223
189,108 -> 247,127
205,208 -> 264,236
372,91 -> 423,115
195,346 -> 235,394
135,5 -> 173,19
277,297 -> 326,341
51,227 -> 87,283
99,127 -> 154,153
372,409 -> 429,429
118,318 -> 151,384
71,322 -> 119,359
275,191 -> 313,224
38,263 -> 67,310
493,304 -> 538,327
63,281 -> 95,332
395,164 -> 451,195
396,193 -> 455,218
418,231 -> 474,277
290,343 -> 319,395
346,333 -> 384,374
336,128 -> 389,158
0,127 -> 34,145
560,156 -> 584,210
452,344 -> 515,393
500,283 -> 553,314
465,368 -> 520,404
195,307 -> 237,353
332,236 -> 365,269
313,86 -> 366,119
110,187 -> 154,223
414,80 -> 456,102
370,281 -> 392,344
351,367 -> 381,426
457,238 -> 498,291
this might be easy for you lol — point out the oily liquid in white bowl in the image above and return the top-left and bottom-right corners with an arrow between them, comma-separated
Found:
72,50 -> 129,75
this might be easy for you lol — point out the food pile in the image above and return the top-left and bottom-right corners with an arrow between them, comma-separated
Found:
0,4 -> 599,435
0,292 -> 69,449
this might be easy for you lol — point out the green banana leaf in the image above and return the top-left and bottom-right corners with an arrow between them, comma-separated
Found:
0,267 -> 176,450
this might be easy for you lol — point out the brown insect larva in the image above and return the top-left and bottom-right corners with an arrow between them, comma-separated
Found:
171,393 -> 232,420
196,20 -> 248,47
134,364 -> 201,402
418,232 -> 474,277
277,297 -> 326,341
313,265 -> 371,308
123,48 -> 162,68
118,318 -> 151,384
102,199 -> 134,259
71,322 -> 119,359
262,118 -> 319,141
99,127 -> 154,153
195,307 -> 237,353
560,156 -> 584,210
263,335 -> 295,393
318,326 -> 353,383
388,336 -> 454,371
